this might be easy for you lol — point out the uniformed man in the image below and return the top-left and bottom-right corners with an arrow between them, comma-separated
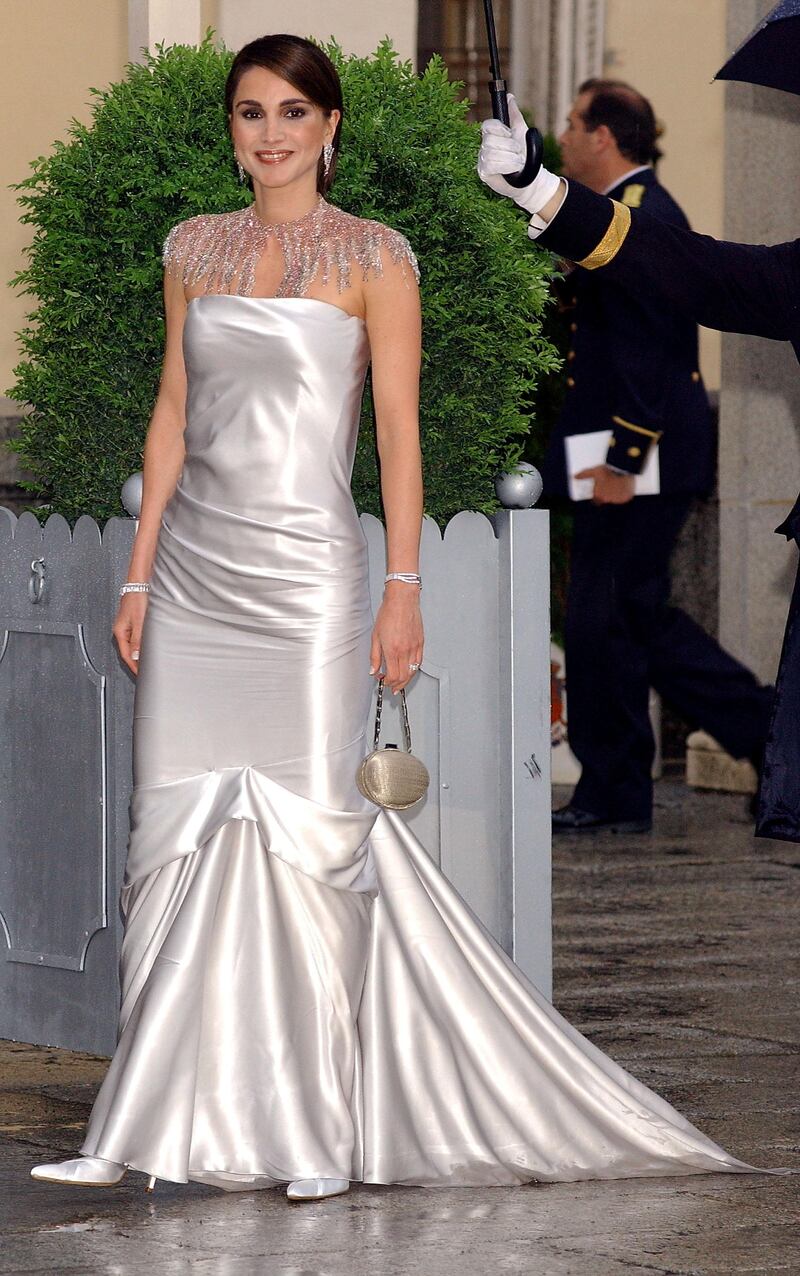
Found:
495,83 -> 774,835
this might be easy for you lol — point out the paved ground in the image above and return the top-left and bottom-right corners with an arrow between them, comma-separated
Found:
1,779 -> 798,1275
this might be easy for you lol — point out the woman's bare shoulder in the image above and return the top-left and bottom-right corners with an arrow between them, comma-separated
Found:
162,209 -> 246,277
323,203 -> 420,283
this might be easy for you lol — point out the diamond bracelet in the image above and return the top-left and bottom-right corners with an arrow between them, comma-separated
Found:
384,572 -> 422,589
119,582 -> 151,597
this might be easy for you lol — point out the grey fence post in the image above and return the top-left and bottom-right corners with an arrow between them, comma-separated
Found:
495,508 -> 552,998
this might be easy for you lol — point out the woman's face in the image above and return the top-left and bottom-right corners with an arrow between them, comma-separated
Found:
229,65 -> 339,192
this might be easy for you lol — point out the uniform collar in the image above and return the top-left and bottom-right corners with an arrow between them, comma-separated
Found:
603,165 -> 652,197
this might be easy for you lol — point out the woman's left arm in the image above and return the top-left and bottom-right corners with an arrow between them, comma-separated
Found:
364,249 -> 424,695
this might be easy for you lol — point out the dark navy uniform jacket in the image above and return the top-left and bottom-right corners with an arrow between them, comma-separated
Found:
542,168 -> 714,499
536,178 -> 800,842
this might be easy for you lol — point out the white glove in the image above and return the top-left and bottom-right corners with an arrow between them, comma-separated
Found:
478,94 -> 561,217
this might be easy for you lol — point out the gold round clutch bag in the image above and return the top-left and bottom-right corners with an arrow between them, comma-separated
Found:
357,678 -> 430,810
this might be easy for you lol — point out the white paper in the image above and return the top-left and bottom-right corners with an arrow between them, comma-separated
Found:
565,430 -> 660,501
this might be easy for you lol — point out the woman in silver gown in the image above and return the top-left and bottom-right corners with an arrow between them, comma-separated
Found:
32,35 -> 760,1201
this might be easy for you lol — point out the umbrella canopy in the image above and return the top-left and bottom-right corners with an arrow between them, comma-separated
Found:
716,0 -> 800,97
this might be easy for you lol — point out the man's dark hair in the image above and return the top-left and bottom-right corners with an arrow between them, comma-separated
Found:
578,78 -> 663,166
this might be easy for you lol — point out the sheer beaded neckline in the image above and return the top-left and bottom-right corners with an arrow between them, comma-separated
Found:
163,198 -> 419,300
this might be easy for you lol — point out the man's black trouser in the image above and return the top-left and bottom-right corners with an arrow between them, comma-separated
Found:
565,495 -> 774,821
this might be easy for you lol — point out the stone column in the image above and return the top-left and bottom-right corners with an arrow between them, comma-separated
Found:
128,0 -> 203,61
511,0 -> 604,136
720,0 -> 800,683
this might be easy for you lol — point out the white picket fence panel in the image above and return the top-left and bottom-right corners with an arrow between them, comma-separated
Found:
0,507 -> 551,1053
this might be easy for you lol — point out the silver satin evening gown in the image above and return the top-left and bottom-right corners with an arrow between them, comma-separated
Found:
79,212 -> 759,1190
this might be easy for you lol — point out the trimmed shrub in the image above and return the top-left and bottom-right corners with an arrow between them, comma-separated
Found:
9,38 -> 560,524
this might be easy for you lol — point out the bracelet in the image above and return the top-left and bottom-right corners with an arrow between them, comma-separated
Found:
119,582 -> 151,597
385,572 -> 422,589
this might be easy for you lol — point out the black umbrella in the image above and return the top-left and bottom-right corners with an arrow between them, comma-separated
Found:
481,0 -> 543,187
716,0 -> 800,97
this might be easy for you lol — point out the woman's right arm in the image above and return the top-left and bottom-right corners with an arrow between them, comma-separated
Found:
113,267 -> 188,674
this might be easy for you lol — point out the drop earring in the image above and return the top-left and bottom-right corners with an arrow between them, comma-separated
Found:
323,143 -> 334,177
235,157 -> 246,184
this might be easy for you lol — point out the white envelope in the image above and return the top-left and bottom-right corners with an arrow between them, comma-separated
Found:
565,429 -> 660,501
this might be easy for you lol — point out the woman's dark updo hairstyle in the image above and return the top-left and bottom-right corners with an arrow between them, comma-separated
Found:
225,34 -> 344,195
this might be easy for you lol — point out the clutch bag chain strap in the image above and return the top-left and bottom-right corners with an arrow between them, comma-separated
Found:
357,677 -> 430,810
372,674 -> 413,751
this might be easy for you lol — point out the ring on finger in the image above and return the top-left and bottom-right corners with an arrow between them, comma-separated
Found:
409,662 -> 420,672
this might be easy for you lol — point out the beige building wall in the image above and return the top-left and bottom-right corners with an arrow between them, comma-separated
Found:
602,0 -> 728,390
209,0 -> 417,63
0,0 -> 128,396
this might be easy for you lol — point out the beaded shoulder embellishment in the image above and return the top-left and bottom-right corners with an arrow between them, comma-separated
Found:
163,197 -> 419,298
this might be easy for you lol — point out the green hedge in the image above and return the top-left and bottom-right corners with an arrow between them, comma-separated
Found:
9,38 -> 560,524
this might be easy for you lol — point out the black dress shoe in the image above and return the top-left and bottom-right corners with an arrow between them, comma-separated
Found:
552,804 -> 652,834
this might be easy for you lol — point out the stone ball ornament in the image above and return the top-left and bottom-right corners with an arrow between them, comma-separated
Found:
494,462 -> 543,509
121,471 -> 143,518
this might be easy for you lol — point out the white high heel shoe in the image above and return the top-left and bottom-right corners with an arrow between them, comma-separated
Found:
30,1155 -> 157,1192
286,1177 -> 350,1201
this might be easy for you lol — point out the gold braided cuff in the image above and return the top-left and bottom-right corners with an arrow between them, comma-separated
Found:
577,201 -> 632,270
611,415 -> 663,442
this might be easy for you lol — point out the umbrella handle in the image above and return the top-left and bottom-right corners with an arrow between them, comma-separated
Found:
489,78 -> 544,189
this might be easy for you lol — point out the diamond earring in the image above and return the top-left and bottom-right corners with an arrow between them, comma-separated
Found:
323,143 -> 334,177
235,158 -> 246,184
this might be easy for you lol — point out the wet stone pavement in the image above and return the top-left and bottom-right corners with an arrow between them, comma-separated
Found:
0,779 -> 797,1275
